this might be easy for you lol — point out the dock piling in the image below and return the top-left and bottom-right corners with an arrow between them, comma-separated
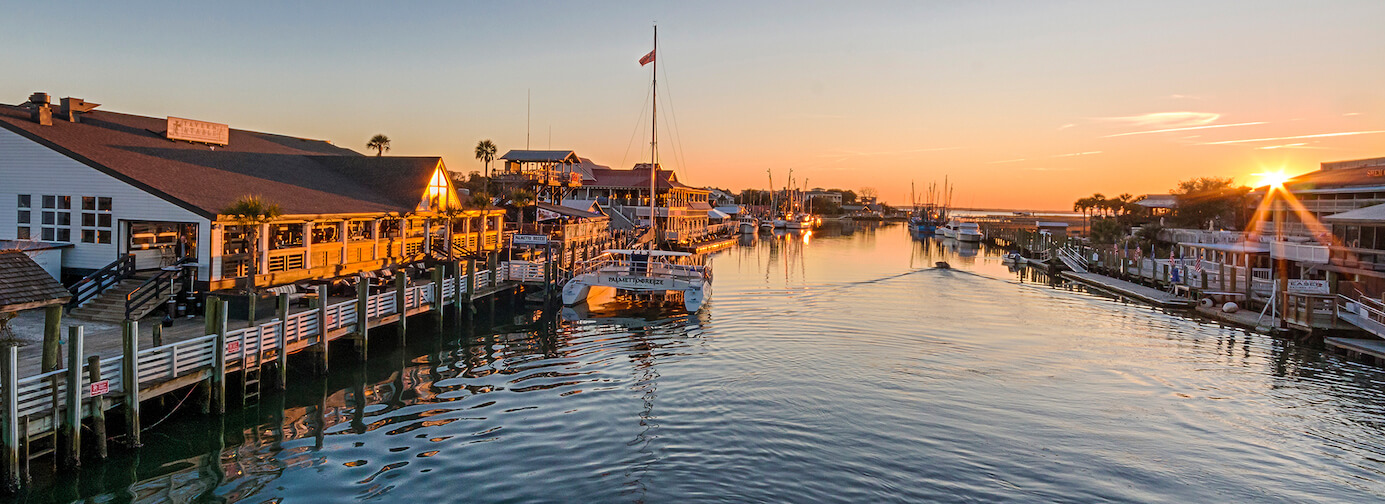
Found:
2,346 -> 19,494
62,326 -> 83,468
121,320 -> 141,447
212,300 -> 227,415
395,274 -> 407,335
276,293 -> 289,390
316,284 -> 330,373
86,356 -> 106,459
355,280 -> 369,361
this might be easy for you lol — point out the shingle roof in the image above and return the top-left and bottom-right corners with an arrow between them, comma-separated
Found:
0,104 -> 448,217
0,251 -> 71,312
588,164 -> 696,190
1282,166 -> 1385,192
499,150 -> 580,163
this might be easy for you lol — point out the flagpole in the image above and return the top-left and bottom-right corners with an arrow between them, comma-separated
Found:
649,24 -> 658,249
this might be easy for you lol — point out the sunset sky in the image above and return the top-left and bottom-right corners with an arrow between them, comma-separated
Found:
2,1 -> 1382,210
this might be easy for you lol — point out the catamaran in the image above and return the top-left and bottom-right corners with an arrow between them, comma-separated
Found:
562,25 -> 713,312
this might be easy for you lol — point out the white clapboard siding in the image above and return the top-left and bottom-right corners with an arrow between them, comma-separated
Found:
0,127 -> 211,276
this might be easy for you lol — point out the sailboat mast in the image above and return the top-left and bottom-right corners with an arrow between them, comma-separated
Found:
648,25 -> 658,245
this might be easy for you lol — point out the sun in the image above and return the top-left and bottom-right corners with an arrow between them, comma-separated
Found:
1252,170 -> 1291,188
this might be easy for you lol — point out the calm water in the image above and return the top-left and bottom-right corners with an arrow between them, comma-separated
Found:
26,223 -> 1385,503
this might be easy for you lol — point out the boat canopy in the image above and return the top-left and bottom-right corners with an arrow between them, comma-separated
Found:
603,249 -> 693,257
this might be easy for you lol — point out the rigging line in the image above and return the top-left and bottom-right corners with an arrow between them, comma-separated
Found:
620,79 -> 655,171
658,60 -> 692,176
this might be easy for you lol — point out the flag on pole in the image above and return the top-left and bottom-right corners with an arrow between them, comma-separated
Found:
639,49 -> 656,66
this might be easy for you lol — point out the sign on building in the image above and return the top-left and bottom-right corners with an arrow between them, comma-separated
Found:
166,116 -> 230,145
1287,279 -> 1330,295
512,234 -> 549,246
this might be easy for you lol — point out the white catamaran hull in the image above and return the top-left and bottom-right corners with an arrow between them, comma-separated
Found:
562,272 -> 711,312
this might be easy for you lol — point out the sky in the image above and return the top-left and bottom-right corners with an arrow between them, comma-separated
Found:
2,0 -> 1383,210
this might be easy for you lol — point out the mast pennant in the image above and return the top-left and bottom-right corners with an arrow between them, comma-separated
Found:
639,49 -> 656,66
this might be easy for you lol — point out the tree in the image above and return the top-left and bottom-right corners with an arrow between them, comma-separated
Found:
1089,217 -> 1126,244
475,139 -> 498,196
220,195 -> 283,295
858,187 -> 879,202
508,188 -> 536,230
1170,177 -> 1251,230
839,189 -> 858,205
367,134 -> 391,156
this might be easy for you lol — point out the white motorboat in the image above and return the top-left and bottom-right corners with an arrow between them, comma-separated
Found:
562,249 -> 712,312
951,220 -> 982,242
738,215 -> 759,233
783,213 -> 815,230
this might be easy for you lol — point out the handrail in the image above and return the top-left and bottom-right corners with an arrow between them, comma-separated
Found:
125,263 -> 185,320
68,254 -> 135,309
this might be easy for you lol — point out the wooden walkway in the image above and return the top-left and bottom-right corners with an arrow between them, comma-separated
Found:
1061,271 -> 1194,309
1325,337 -> 1385,361
0,261 -> 534,491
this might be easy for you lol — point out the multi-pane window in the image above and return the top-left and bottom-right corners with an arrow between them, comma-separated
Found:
16,194 -> 30,240
20,194 -> 114,244
78,195 -> 114,244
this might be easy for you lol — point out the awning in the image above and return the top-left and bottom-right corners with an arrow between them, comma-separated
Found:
690,201 -> 713,211
708,208 -> 731,220
535,201 -> 604,220
1323,202 -> 1385,224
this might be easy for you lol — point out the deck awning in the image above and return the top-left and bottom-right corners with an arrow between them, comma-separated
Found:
1179,242 -> 1271,254
535,201 -> 604,220
1323,203 -> 1385,224
499,150 -> 581,164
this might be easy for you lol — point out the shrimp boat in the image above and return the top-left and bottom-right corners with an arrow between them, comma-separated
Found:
563,26 -> 712,312
738,215 -> 759,233
562,249 -> 712,311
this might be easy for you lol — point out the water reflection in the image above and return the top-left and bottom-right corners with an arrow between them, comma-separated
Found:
25,222 -> 1385,502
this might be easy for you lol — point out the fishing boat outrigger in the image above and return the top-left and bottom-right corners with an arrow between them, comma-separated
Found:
562,249 -> 712,311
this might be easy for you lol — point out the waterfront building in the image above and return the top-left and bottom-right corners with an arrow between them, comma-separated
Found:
569,163 -> 714,243
0,93 -> 505,310
495,150 -> 585,203
806,188 -> 843,205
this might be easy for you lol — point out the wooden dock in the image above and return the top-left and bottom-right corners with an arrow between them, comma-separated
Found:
0,259 -> 533,492
1325,337 -> 1385,362
1061,271 -> 1194,309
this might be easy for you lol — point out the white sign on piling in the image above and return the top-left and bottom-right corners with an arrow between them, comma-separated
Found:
88,380 -> 110,397
1287,279 -> 1330,295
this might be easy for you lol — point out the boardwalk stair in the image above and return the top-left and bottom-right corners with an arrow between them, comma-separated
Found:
1336,294 -> 1385,339
68,278 -> 180,322
1056,246 -> 1088,273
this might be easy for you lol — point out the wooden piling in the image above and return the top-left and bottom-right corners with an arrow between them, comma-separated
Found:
453,260 -> 466,313
42,305 -> 62,373
466,258 -> 477,306
315,284 -> 330,373
431,267 -> 444,324
212,300 -> 228,415
395,274 -> 408,334
2,345 -> 19,493
276,293 -> 290,390
355,279 -> 369,361
151,323 -> 163,348
121,320 -> 141,447
62,326 -> 82,468
86,356 -> 107,459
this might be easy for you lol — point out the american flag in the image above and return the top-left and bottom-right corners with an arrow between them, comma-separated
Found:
639,49 -> 656,66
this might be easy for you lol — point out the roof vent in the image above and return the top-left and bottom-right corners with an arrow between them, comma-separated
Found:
27,92 -> 52,126
59,97 -> 99,123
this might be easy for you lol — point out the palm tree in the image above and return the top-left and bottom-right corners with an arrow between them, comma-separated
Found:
475,139 -> 497,197
509,189 -> 536,230
220,195 -> 283,295
367,134 -> 391,156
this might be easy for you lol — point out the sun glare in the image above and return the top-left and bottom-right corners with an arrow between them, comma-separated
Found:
1253,170 -> 1291,188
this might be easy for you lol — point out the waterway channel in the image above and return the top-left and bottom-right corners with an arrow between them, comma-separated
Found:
23,222 -> 1385,502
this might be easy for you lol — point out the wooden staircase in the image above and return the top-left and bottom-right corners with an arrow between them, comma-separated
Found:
69,278 -> 179,322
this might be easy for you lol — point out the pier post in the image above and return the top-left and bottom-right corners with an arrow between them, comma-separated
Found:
86,356 -> 106,459
1219,262 -> 1227,292
121,320 -> 141,447
247,291 -> 257,328
431,267 -> 444,329
453,260 -> 465,313
42,305 -> 62,373
62,326 -> 83,468
466,258 -> 477,306
152,324 -> 163,348
2,345 -> 19,493
355,279 -> 369,361
213,300 -> 228,415
316,284 -> 330,373
276,293 -> 289,390
395,273 -> 408,335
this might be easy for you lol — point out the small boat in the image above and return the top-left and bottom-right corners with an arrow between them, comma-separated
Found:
942,220 -> 982,243
738,215 -> 759,233
783,213 -> 815,230
562,249 -> 712,312
935,261 -> 951,269
1001,251 -> 1023,264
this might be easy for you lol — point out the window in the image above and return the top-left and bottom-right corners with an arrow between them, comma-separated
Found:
57,212 -> 70,226
98,214 -> 111,228
41,228 -> 54,241
41,211 -> 54,225
82,229 -> 95,243
17,227 -> 30,240
82,197 -> 96,211
56,228 -> 70,242
98,197 -> 111,211
97,230 -> 111,244
41,195 -> 54,209
17,211 -> 29,224
56,196 -> 70,209
82,213 -> 95,227
17,195 -> 30,208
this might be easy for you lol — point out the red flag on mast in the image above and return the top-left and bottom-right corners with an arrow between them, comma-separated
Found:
639,49 -> 656,66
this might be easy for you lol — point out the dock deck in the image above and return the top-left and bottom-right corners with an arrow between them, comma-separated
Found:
1061,271 -> 1194,309
1325,337 -> 1385,361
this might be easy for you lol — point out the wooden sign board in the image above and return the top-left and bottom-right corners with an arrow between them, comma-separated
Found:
89,380 -> 110,397
1287,279 -> 1329,295
512,234 -> 549,246
167,116 -> 230,145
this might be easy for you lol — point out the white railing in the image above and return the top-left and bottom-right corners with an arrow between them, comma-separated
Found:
1272,241 -> 1330,264
8,264 -> 519,426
